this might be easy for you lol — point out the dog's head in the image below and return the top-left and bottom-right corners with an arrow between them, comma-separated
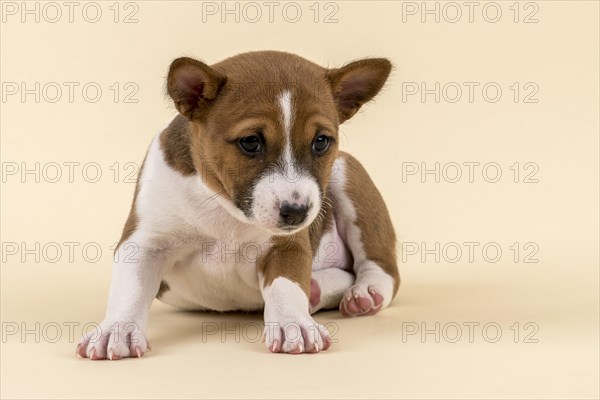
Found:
167,51 -> 391,235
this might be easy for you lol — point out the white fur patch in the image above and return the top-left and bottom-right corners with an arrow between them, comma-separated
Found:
279,91 -> 293,153
248,90 -> 321,234
262,277 -> 330,353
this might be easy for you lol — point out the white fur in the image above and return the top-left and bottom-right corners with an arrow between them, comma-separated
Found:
312,216 -> 352,271
262,277 -> 330,353
310,268 -> 354,313
279,90 -> 293,164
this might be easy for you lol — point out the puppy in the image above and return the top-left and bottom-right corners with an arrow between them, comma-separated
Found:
77,51 -> 400,358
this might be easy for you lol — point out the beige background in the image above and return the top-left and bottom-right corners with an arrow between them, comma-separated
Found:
1,1 -> 598,399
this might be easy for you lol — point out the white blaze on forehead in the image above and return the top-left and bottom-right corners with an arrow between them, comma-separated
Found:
248,89 -> 320,234
278,90 -> 294,168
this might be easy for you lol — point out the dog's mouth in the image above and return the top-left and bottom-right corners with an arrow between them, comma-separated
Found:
273,224 -> 306,235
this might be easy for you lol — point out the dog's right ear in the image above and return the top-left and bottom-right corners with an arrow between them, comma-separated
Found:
167,57 -> 227,120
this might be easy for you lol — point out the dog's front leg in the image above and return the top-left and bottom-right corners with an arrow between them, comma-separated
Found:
76,235 -> 166,360
260,233 -> 331,354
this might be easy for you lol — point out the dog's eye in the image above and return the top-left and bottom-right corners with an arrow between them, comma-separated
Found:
312,134 -> 330,155
238,135 -> 262,155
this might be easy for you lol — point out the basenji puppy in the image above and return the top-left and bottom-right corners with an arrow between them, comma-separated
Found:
76,51 -> 400,358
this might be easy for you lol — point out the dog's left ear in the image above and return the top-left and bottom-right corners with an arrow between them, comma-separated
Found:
327,58 -> 392,124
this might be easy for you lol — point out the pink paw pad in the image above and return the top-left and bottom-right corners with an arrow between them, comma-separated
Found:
340,287 -> 384,317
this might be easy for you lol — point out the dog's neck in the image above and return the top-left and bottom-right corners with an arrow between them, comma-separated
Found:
159,122 -> 279,246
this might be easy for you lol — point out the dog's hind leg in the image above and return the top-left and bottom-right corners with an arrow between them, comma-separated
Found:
328,152 -> 400,317
309,268 -> 354,314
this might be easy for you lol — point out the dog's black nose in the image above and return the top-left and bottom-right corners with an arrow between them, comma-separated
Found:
279,203 -> 308,226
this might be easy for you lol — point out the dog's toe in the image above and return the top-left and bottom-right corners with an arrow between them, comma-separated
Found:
76,321 -> 148,361
264,319 -> 330,354
340,284 -> 384,317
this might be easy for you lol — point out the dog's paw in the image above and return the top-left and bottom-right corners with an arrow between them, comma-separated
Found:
340,284 -> 385,317
263,316 -> 331,354
76,320 -> 149,360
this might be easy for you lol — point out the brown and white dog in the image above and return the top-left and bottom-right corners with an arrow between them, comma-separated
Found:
76,51 -> 400,358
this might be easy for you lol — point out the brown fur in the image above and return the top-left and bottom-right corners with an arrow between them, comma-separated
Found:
258,230 -> 313,296
160,116 -> 195,175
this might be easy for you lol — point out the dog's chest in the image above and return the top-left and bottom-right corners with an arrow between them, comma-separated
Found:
160,243 -> 266,312
159,216 -> 273,312
138,136 -> 275,311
